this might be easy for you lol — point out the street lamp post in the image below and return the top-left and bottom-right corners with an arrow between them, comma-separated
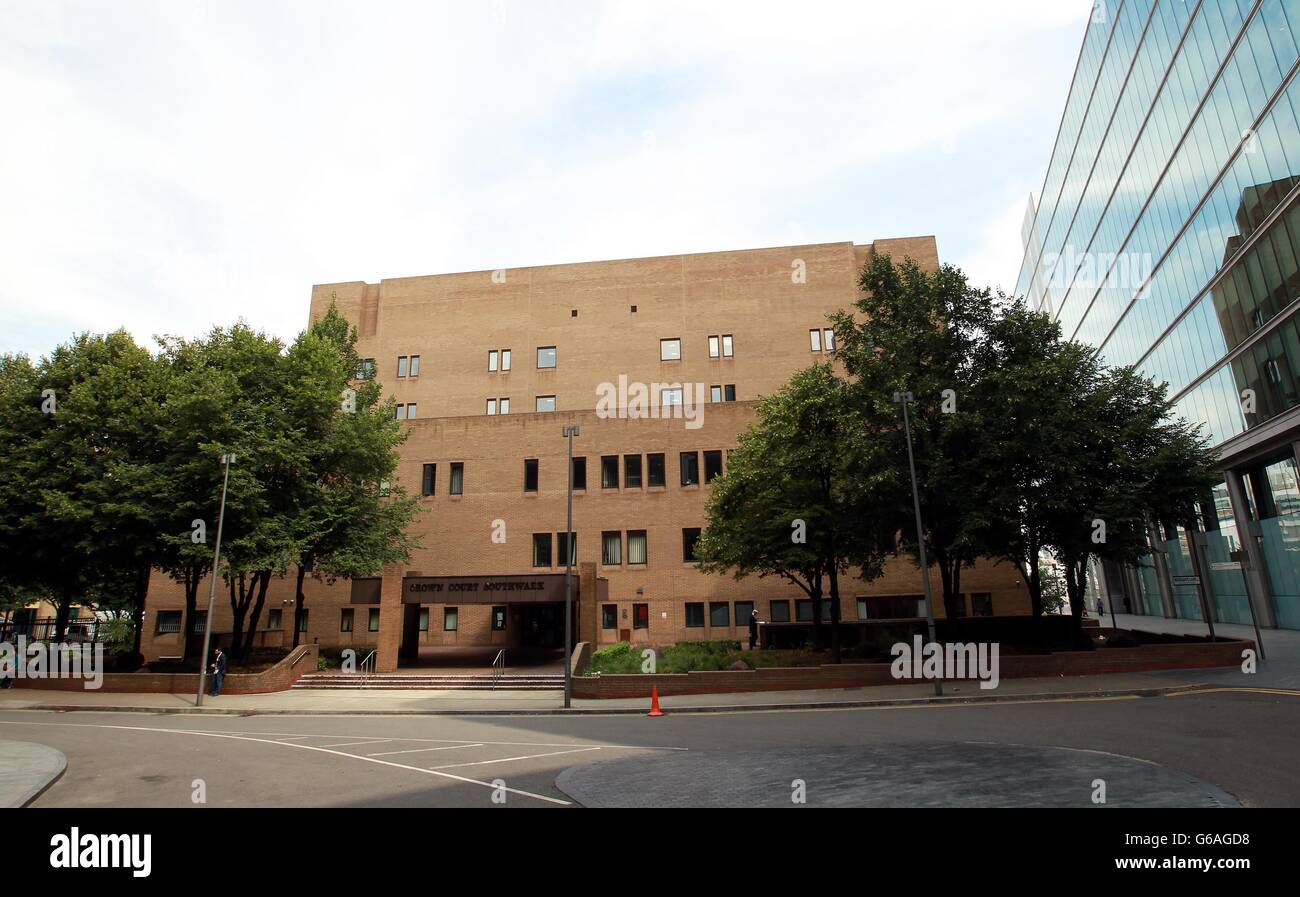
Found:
196,453 -> 235,707
893,392 -> 942,697
561,425 -> 580,708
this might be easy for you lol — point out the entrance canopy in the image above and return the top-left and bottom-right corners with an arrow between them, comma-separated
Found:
402,574 -> 579,605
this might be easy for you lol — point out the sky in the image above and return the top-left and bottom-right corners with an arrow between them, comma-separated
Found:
0,0 -> 1091,359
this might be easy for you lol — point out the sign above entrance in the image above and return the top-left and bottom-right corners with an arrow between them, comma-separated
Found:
402,574 -> 576,605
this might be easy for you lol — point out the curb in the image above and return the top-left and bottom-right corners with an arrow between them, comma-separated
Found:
0,740 -> 68,808
9,683 -> 1211,717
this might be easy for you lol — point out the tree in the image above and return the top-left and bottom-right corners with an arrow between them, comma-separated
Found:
830,254 -> 995,619
695,364 -> 888,662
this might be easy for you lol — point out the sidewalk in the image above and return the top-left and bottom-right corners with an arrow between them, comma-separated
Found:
0,740 -> 66,807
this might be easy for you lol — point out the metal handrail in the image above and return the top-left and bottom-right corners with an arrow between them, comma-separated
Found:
359,650 -> 376,675
490,649 -> 505,690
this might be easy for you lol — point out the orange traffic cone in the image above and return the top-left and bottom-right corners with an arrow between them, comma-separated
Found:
647,685 -> 665,717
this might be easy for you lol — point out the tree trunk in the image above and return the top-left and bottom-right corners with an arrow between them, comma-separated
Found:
292,565 -> 308,649
240,571 -> 272,662
228,574 -> 247,661
53,593 -> 72,642
827,562 -> 842,664
1062,555 -> 1088,642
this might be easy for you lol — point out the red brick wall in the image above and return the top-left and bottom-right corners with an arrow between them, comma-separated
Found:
14,645 -> 318,695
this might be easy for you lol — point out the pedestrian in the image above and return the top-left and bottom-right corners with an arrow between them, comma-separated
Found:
210,646 -> 227,697
1096,597 -> 1105,619
748,608 -> 759,651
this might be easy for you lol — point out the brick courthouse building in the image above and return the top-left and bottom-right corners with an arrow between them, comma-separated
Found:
142,237 -> 1029,671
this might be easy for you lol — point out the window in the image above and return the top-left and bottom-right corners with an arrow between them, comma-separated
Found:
368,608 -> 380,632
524,458 -> 539,492
709,602 -> 729,627
601,455 -> 619,489
536,395 -> 556,413
397,355 -> 410,377
356,359 -> 375,380
633,603 -> 649,630
809,329 -> 822,352
537,346 -> 556,369
487,398 -> 497,415
267,609 -> 282,630
627,530 -> 648,565
796,600 -> 813,622
340,608 -> 354,632
450,462 -> 464,495
660,386 -> 682,406
418,609 -> 429,632
735,601 -> 754,624
602,531 -> 622,565
709,335 -> 720,358
949,595 -> 967,618
532,533 -> 553,567
395,404 -> 405,421
556,531 -> 576,566
685,602 -> 705,627
624,455 -> 642,488
422,463 -> 436,497
711,385 -> 722,403
298,610 -> 309,632
571,456 -> 587,490
499,398 -> 509,414
189,611 -> 207,634
492,606 -> 507,631
823,328 -> 835,352
444,607 -> 458,631
680,451 -> 699,486
501,349 -> 511,371
703,450 -> 722,483
408,355 -> 420,377
971,593 -> 993,617
406,403 -> 417,420
155,611 -> 182,634
856,598 -> 868,620
488,350 -> 498,372
660,338 -> 681,361
647,453 -> 666,487
769,600 -> 791,623
722,334 -> 733,357
681,527 -> 701,562
602,604 -> 617,630
724,384 -> 736,402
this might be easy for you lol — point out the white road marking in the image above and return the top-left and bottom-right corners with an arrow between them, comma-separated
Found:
0,720 -> 572,805
368,743 -> 484,757
315,738 -> 395,748
428,746 -> 603,770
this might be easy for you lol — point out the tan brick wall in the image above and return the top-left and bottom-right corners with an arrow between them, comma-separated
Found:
141,237 -> 1029,666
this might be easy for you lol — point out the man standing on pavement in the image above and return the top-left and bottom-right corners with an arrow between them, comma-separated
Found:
748,609 -> 760,651
210,646 -> 227,697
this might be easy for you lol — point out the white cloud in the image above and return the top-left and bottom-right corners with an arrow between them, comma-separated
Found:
0,0 -> 1089,357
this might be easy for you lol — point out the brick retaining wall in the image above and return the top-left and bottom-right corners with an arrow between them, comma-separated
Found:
572,635 -> 1251,699
11,645 -> 319,695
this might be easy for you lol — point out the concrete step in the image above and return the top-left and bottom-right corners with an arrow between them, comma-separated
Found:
293,673 -> 565,690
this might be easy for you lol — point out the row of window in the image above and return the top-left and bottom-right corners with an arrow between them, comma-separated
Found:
523,451 -> 724,493
598,593 -> 995,630
421,462 -> 464,496
482,387 -> 735,417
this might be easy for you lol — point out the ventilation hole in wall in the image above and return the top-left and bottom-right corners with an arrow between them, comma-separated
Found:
630,305 -> 637,313
571,309 -> 578,317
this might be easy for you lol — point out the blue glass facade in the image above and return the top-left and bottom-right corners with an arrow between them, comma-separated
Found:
1016,0 -> 1300,629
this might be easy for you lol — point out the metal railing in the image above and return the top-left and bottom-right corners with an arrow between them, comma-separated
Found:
358,650 -> 376,675
490,649 -> 505,690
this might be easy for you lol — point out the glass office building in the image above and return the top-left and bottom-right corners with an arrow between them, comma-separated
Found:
1015,0 -> 1300,629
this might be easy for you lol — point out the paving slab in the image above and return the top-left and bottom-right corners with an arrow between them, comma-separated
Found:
0,739 -> 67,807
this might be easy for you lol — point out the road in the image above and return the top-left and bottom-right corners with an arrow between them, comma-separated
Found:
3,688 -> 1298,807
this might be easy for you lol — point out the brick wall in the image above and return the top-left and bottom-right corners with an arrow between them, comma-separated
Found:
14,645 -> 318,695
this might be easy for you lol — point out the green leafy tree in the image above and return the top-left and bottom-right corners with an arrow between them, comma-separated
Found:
695,364 -> 888,662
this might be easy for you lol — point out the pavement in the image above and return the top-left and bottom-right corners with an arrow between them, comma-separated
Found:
0,739 -> 66,807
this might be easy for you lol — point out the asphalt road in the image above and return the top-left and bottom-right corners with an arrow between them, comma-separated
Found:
3,689 -> 1297,807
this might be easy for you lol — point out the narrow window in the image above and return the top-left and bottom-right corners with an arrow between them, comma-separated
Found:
809,329 -> 822,352
660,338 -> 681,361
450,462 -> 464,495
487,398 -> 498,415
710,385 -> 722,403
340,608 -> 354,632
492,607 -> 507,631
571,456 -> 587,490
556,531 -> 576,566
704,450 -> 723,483
444,608 -> 458,631
708,335 -> 720,358
406,403 -> 417,420
356,359 -> 375,380
297,610 -> 309,633
418,609 -> 429,632
722,334 -> 733,357
724,384 -> 736,402
661,386 -> 683,406
627,530 -> 648,565
499,397 -> 510,414
823,328 -> 835,352
408,355 -> 420,377
682,527 -> 702,561
601,604 -> 617,629
524,458 -> 539,493
602,531 -> 622,565
601,455 -> 619,489
633,603 -> 649,630
624,455 -> 642,488
680,451 -> 699,486
422,463 -> 436,497
501,349 -> 511,371
395,404 -> 406,421
647,453 -> 666,487
488,350 -> 498,372
537,346 -> 557,369
532,533 -> 553,567
368,608 -> 380,632
397,355 -> 409,377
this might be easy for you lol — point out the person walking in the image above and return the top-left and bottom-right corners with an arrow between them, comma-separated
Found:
210,647 -> 227,697
1096,597 -> 1106,619
748,609 -> 760,651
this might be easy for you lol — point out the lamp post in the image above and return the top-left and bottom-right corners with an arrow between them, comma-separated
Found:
893,392 -> 942,697
196,453 -> 235,707
561,425 -> 580,708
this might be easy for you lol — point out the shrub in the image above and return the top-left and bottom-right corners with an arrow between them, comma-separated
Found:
587,642 -> 645,675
